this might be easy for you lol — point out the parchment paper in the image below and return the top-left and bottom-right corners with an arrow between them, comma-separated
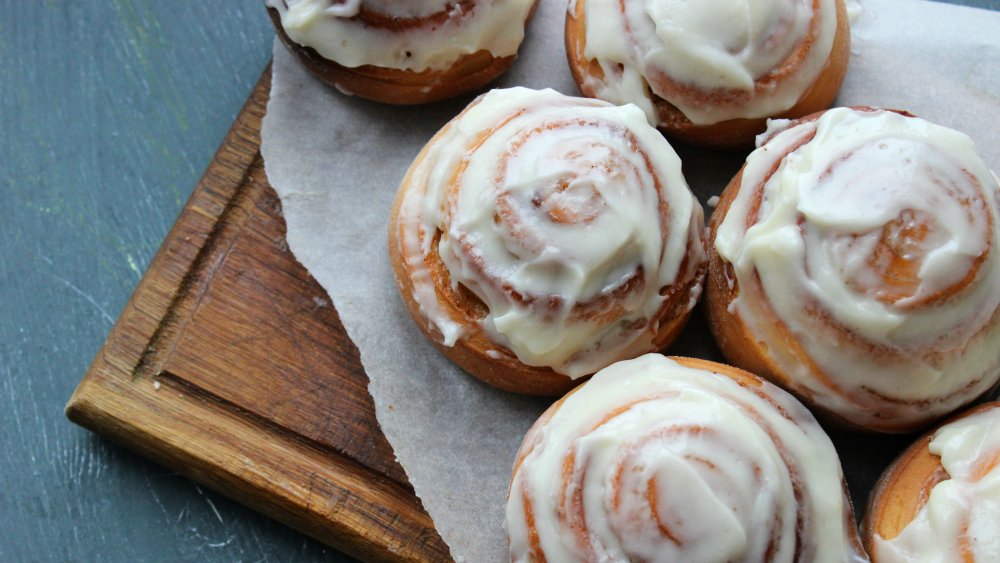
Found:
260,1 -> 1000,560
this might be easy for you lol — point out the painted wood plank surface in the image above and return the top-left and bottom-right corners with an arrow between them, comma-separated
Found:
1,3 -> 354,561
2,1 -> 998,561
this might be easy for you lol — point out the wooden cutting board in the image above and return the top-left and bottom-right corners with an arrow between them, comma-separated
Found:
65,66 -> 451,563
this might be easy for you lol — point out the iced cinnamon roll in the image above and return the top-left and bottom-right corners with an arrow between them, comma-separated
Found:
565,0 -> 850,148
707,107 -> 1000,432
266,0 -> 537,104
506,354 -> 868,562
389,88 -> 706,395
865,401 -> 1000,562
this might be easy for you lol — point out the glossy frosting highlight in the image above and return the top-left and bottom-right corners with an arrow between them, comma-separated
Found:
715,107 -> 1000,430
506,354 -> 866,562
876,407 -> 1000,562
266,0 -> 535,71
396,88 -> 705,377
577,0 -> 838,125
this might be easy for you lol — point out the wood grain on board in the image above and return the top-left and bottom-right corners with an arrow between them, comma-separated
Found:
65,67 -> 451,563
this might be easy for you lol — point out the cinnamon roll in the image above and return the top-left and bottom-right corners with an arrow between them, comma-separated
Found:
265,0 -> 537,104
389,88 -> 706,395
506,354 -> 868,562
864,401 -> 1000,562
565,0 -> 851,148
707,107 -> 1000,432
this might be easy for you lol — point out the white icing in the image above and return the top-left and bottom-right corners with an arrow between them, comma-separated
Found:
266,0 -> 535,71
506,354 -> 866,562
845,0 -> 864,25
577,0 -> 839,125
715,107 -> 1000,429
396,88 -> 705,377
876,406 -> 1000,562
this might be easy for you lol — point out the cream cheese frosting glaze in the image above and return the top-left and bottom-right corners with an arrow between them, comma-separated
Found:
713,107 -> 1000,431
505,354 -> 868,562
265,0 -> 536,71
393,87 -> 706,378
573,0 -> 839,125
875,406 -> 1000,562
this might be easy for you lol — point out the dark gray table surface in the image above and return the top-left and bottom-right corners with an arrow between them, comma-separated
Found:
2,1 -> 998,561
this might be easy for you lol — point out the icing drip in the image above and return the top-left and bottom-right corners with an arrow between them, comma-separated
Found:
576,0 -> 839,125
396,88 -> 705,377
506,354 -> 867,562
715,107 -> 1000,429
266,0 -> 535,71
876,406 -> 1000,562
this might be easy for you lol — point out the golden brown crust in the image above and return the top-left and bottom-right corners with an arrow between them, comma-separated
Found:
703,159 -> 864,425
267,4 -> 535,105
564,0 -> 851,149
704,107 -> 997,433
862,401 -> 1000,559
387,109 -> 703,396
387,118 -> 577,396
703,116 -> 893,431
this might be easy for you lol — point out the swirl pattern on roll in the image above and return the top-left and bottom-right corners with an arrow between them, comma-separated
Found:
570,0 -> 839,125
265,0 -> 535,71
875,404 -> 1000,562
505,354 -> 867,562
713,107 -> 1000,430
395,87 -> 705,377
